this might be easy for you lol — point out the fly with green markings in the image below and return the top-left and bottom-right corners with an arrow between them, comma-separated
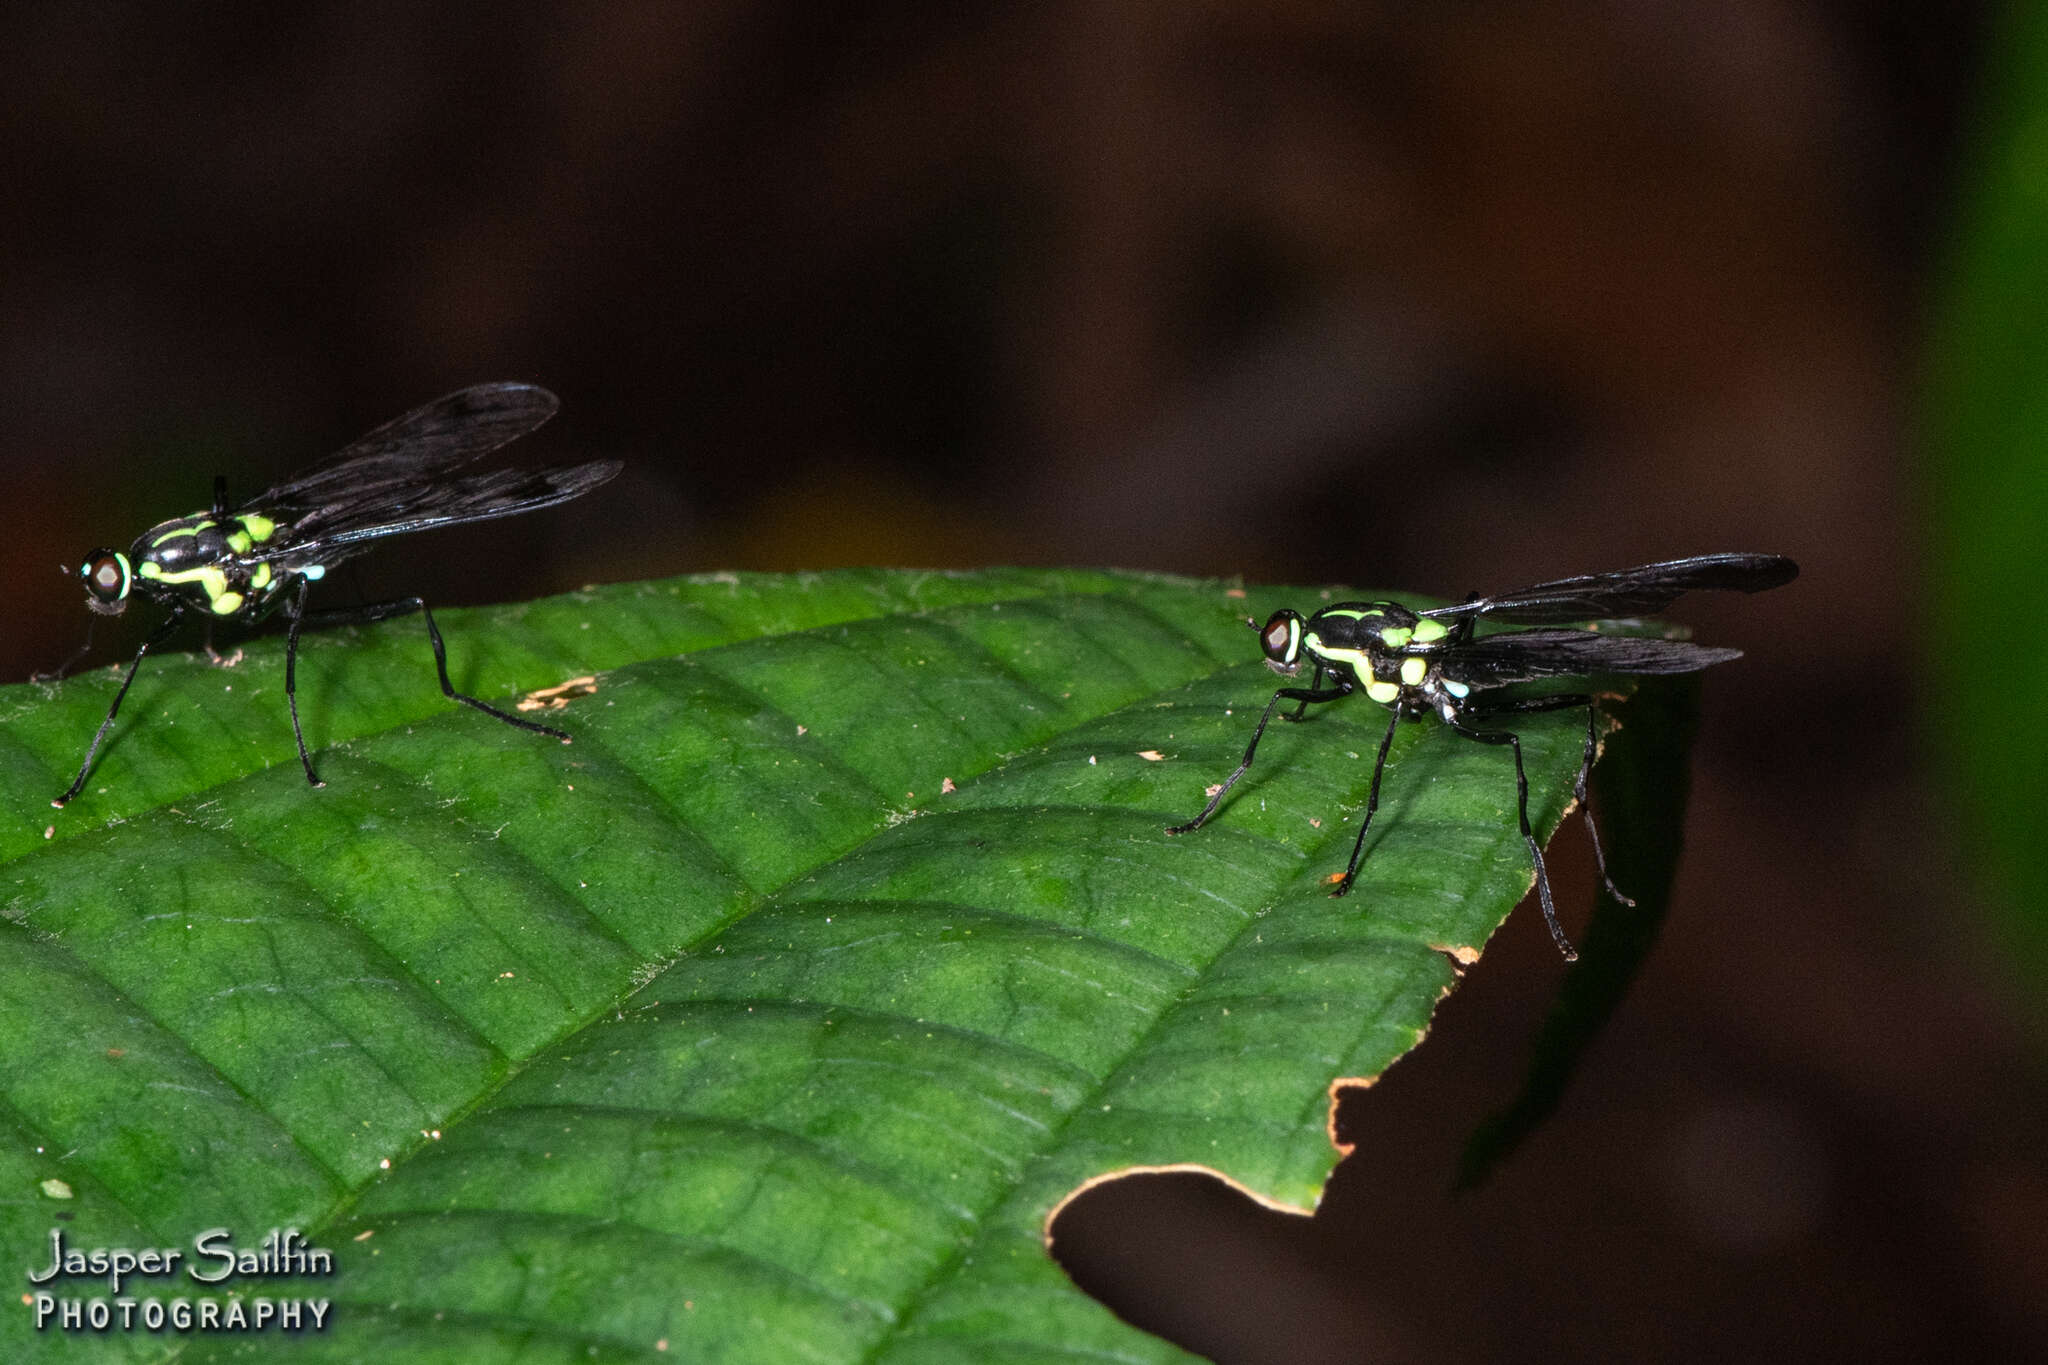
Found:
53,383 -> 620,808
1168,554 -> 1799,959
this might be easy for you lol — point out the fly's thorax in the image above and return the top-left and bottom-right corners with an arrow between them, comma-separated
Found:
125,510 -> 290,618
130,512 -> 230,575
1302,600 -> 1461,707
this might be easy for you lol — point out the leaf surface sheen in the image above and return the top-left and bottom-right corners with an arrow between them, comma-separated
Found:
0,569 -> 1597,1362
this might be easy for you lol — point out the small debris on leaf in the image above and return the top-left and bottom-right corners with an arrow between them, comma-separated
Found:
517,675 -> 598,712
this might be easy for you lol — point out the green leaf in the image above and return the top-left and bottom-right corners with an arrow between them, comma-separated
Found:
1923,0 -> 2048,1011
0,569 -> 1669,1362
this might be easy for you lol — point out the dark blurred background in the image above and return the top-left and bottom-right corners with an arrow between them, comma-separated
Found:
3,4 -> 2039,1361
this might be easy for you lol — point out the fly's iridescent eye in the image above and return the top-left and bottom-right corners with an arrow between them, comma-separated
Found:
1259,611 -> 1297,664
79,550 -> 129,607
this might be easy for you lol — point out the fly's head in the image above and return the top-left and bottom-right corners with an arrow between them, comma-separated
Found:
1256,609 -> 1305,676
78,550 -> 132,616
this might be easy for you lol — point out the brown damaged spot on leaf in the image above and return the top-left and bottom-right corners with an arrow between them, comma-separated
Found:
1326,983 -> 1454,1158
517,675 -> 599,712
1043,862 -> 1491,1243
1044,1163 -> 1318,1240
1041,1071 -> 1407,1247
1325,1074 -> 1377,1158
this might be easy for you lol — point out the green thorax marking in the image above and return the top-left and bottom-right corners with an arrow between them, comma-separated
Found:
149,521 -> 211,548
1304,633 -> 1408,705
224,513 -> 277,556
135,560 -> 246,615
1303,633 -> 1371,678
1378,616 -> 1450,649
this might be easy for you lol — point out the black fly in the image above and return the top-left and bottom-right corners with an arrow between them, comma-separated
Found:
1167,554 -> 1798,958
55,383 -> 620,808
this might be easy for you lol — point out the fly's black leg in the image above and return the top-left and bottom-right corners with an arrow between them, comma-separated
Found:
284,577 -> 325,787
1167,680 -> 1350,835
211,474 -> 229,522
1283,663 -> 1327,721
1570,697 -> 1633,907
52,610 -> 186,808
1331,703 -> 1405,898
300,595 -> 574,743
1445,714 -> 1579,961
33,616 -> 99,683
199,620 -> 244,669
1467,693 -> 1634,908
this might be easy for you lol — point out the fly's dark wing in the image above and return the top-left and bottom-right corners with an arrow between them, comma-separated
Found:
246,460 -> 622,559
1441,629 -> 1742,685
248,383 -> 561,512
1420,553 -> 1797,624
